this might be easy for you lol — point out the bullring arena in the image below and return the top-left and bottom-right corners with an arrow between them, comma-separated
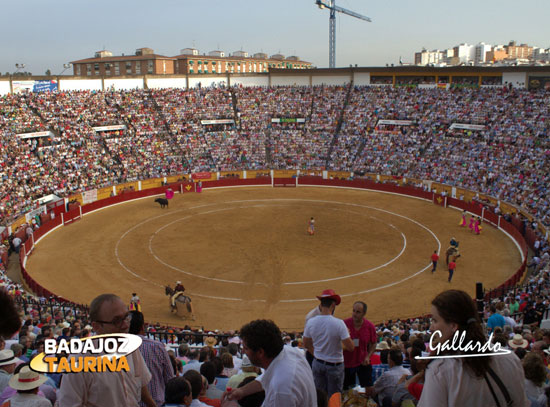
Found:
24,181 -> 522,331
2,77 -> 544,337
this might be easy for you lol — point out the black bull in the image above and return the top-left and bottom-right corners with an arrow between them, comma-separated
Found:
155,198 -> 169,208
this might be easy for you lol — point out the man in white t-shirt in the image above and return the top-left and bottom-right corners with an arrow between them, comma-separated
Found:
12,237 -> 22,254
303,289 -> 354,397
304,304 -> 322,366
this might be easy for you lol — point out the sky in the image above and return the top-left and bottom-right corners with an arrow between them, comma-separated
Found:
2,0 -> 550,75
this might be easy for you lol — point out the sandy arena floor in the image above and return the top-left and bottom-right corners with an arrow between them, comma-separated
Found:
26,187 -> 522,331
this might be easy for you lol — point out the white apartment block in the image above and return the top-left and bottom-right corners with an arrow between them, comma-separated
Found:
475,43 -> 492,64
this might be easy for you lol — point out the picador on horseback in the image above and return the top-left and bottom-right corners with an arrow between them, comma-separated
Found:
165,281 -> 195,320
446,237 -> 461,265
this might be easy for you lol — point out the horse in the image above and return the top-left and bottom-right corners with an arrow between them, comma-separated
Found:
446,246 -> 461,265
155,198 -> 169,208
165,286 -> 194,319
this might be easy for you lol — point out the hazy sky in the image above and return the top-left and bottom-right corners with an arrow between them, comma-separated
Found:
2,0 -> 550,75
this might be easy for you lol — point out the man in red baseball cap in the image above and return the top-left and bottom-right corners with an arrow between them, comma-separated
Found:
303,289 -> 354,398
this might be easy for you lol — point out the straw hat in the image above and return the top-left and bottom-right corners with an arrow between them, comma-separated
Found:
0,350 -> 21,367
376,341 -> 390,351
204,336 -> 217,347
241,355 -> 252,368
508,334 -> 528,349
8,366 -> 48,391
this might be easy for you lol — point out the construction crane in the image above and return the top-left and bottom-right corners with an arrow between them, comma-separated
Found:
315,0 -> 372,68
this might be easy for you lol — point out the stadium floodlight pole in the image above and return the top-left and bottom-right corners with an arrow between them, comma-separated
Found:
315,0 -> 372,69
58,63 -> 72,75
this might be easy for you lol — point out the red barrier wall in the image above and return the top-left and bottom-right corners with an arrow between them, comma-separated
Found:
204,178 -> 271,188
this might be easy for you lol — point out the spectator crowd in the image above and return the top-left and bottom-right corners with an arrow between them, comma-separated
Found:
2,84 -> 550,405
2,85 -> 550,230
4,269 -> 550,406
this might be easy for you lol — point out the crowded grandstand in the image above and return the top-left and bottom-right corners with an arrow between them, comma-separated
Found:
1,82 -> 550,406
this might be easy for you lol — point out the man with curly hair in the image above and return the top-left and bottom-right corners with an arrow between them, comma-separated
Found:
226,319 -> 316,407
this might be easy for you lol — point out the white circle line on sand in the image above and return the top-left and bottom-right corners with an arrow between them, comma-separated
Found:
145,203 -> 410,285
114,202 -> 222,284
115,198 -> 441,301
287,207 -> 407,284
148,205 -> 297,286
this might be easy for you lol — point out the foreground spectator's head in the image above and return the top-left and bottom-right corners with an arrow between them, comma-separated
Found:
183,370 -> 203,399
212,356 -> 224,376
388,347 -> 403,367
409,347 -> 423,374
165,377 -> 192,406
430,290 -> 489,377
0,349 -> 19,374
240,319 -> 283,368
9,365 -> 47,395
237,376 -> 265,407
523,352 -> 546,388
221,352 -> 234,369
10,343 -> 24,358
531,340 -> 548,358
188,349 -> 200,361
199,345 -> 213,362
352,301 -> 367,323
0,289 -> 21,339
90,294 -> 130,335
514,347 -> 527,360
227,342 -> 239,356
430,290 -> 484,347
179,342 -> 189,358
128,311 -> 145,335
199,361 -> 216,385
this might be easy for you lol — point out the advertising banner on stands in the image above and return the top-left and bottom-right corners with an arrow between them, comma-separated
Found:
271,118 -> 306,123
191,172 -> 212,180
377,120 -> 413,126
450,123 -> 486,131
12,81 -> 34,94
33,80 -> 58,92
82,189 -> 98,204
12,80 -> 58,93
200,119 -> 234,125
17,131 -> 54,139
93,125 -> 127,132
25,206 -> 47,222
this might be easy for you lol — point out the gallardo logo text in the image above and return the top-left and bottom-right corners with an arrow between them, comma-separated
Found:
30,334 -> 142,373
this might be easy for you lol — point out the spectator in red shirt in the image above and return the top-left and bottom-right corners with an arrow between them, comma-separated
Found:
448,261 -> 457,282
343,301 -> 377,391
431,251 -> 439,273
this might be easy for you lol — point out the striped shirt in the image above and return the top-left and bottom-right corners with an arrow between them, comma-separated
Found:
139,335 -> 174,407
